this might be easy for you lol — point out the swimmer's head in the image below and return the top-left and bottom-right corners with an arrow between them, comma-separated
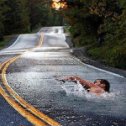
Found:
94,79 -> 110,92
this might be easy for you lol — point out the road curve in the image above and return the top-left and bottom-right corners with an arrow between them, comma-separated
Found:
0,26 -> 126,126
0,32 -> 61,126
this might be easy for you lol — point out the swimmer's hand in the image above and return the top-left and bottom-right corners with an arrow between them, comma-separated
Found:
64,76 -> 77,81
55,76 -> 77,83
55,78 -> 66,83
61,76 -> 77,83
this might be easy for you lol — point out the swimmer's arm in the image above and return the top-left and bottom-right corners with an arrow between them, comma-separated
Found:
64,76 -> 94,88
75,77 -> 94,88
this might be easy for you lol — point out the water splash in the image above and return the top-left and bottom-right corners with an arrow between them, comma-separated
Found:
61,81 -> 121,101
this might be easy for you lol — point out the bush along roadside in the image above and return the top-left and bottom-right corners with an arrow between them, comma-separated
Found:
0,35 -> 18,50
87,44 -> 126,69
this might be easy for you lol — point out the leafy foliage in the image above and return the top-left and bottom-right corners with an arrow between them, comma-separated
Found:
0,0 -> 62,36
62,0 -> 126,69
0,0 -> 8,40
0,0 -> 126,68
3,0 -> 30,34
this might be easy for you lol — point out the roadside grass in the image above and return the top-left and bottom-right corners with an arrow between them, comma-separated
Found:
31,27 -> 41,33
87,44 -> 126,69
68,26 -> 126,69
0,27 -> 42,50
0,35 -> 17,50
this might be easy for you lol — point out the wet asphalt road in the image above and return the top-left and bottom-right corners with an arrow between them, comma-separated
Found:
0,95 -> 31,126
0,34 -> 39,125
0,26 -> 126,126
0,56 -> 31,126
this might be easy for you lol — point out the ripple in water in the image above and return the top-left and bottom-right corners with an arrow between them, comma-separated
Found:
61,81 -> 121,100
61,81 -> 126,117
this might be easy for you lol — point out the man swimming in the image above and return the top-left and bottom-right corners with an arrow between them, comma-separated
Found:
57,76 -> 110,96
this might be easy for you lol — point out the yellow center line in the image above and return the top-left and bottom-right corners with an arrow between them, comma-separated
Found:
0,86 -> 46,126
0,33 -> 61,126
37,33 -> 44,47
1,56 -> 61,126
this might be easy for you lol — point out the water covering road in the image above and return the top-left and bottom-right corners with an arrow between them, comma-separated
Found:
0,26 -> 126,126
0,34 -> 40,126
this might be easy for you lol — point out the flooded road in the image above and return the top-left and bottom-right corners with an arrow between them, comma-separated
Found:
0,33 -> 40,126
0,27 -> 126,126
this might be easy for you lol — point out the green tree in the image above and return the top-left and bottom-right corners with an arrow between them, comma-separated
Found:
28,0 -> 50,30
0,0 -> 7,40
62,0 -> 122,46
4,0 -> 30,34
